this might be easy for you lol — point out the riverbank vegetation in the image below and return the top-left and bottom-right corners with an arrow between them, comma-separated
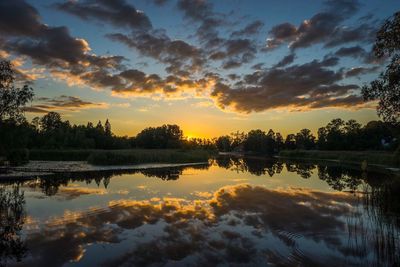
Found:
87,149 -> 212,165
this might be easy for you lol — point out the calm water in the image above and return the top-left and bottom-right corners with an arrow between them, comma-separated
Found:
1,157 -> 399,267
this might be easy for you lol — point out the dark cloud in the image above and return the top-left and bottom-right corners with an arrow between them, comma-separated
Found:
177,0 -> 224,49
206,38 -> 258,69
274,53 -> 296,68
211,57 -> 363,112
265,0 -> 375,50
0,0 -> 44,37
333,46 -> 383,64
265,23 -> 297,50
66,67 -> 213,98
55,0 -> 152,31
228,74 -> 240,80
107,30 -> 204,75
324,23 -> 376,48
222,60 -> 242,69
24,95 -> 108,113
231,20 -> 264,37
151,0 -> 170,6
334,46 -> 367,58
251,63 -> 264,70
220,38 -> 257,68
0,0 -> 211,98
345,66 -> 380,77
5,26 -> 93,67
0,0 -> 95,68
0,0 -> 127,91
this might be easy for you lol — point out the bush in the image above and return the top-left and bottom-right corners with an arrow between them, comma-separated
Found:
7,149 -> 29,166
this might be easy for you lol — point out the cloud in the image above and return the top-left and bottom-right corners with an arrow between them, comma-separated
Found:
221,38 -> 257,69
151,0 -> 170,6
333,45 -> 383,64
54,0 -> 152,31
210,57 -> 365,113
231,20 -> 264,37
0,0 -> 129,92
177,0 -> 224,49
265,23 -> 297,50
107,30 -> 204,75
274,53 -> 296,68
24,95 -> 109,113
345,66 -> 380,77
265,0 -> 375,50
334,45 -> 367,58
0,0 -> 44,37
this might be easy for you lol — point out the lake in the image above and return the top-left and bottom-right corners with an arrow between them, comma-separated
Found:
1,157 -> 399,266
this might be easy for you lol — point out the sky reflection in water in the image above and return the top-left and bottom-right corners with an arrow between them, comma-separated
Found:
1,158 -> 399,267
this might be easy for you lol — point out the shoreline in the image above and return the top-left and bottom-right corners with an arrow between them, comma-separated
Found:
0,161 -> 209,179
218,151 -> 400,176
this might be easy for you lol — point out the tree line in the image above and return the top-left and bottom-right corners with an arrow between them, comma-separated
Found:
0,111 -> 216,152
1,109 -> 398,157
215,119 -> 399,154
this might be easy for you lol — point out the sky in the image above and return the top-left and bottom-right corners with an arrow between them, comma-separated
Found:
0,0 -> 398,138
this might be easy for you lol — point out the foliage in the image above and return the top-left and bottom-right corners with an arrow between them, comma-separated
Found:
214,118 -> 399,155
0,61 -> 34,124
243,129 -> 277,155
134,124 -> 183,149
295,129 -> 315,150
215,136 -> 232,152
362,12 -> 400,124
317,119 -> 399,151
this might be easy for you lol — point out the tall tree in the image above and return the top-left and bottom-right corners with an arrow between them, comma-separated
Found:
362,12 -> 400,124
0,60 -> 33,123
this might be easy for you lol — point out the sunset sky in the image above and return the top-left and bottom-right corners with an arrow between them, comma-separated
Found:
1,0 -> 398,138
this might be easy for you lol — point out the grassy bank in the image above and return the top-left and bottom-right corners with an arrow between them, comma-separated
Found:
29,149 -> 94,161
27,149 -> 214,165
87,149 -> 213,165
278,150 -> 400,168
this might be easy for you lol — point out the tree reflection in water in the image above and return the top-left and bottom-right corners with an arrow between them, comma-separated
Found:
0,185 -> 27,266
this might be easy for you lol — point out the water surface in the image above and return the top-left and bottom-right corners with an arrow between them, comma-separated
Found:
1,157 -> 399,266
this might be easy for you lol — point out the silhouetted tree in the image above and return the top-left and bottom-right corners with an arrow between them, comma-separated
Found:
275,133 -> 284,151
284,134 -> 297,150
216,136 -> 232,152
295,129 -> 315,150
135,124 -> 183,149
104,119 -> 112,136
243,129 -> 276,155
0,60 -> 33,123
362,11 -> 400,124
39,112 -> 62,132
